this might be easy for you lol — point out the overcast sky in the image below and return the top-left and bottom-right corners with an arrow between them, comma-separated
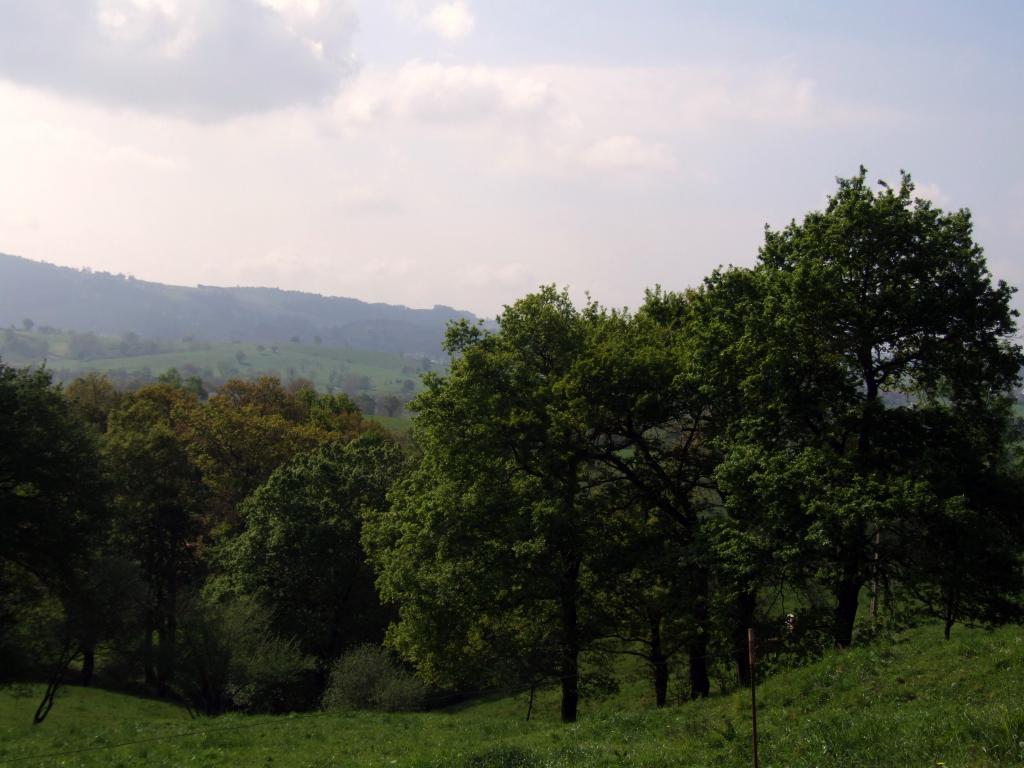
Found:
1,1 -> 1022,317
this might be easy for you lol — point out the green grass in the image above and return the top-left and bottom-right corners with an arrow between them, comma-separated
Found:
1,330 -> 433,397
2,622 -> 1022,767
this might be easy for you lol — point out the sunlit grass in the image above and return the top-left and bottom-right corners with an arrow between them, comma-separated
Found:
2,622 -> 1022,767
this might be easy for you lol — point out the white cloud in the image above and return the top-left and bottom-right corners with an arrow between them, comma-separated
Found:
324,60 -> 888,186
426,1 -> 474,41
0,0 -> 357,119
336,185 -> 404,215
336,61 -> 553,124
107,144 -> 180,172
580,135 -> 674,171
912,182 -> 950,207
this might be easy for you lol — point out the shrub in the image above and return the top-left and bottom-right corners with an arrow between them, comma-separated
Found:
175,596 -> 314,715
321,644 -> 426,712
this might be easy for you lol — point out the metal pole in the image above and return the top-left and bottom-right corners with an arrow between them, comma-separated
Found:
748,627 -> 759,768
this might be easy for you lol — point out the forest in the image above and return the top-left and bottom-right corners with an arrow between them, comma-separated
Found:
2,170 -> 1023,729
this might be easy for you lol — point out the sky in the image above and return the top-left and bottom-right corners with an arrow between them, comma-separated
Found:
0,1 -> 1022,318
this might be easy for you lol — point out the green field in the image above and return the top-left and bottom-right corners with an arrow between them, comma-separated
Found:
0,329 -> 432,403
2,622 -> 1022,767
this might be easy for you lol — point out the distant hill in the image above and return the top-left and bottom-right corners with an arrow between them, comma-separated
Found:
0,253 -> 477,357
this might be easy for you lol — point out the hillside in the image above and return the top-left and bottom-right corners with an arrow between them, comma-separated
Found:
0,253 -> 477,357
1,622 -> 1021,767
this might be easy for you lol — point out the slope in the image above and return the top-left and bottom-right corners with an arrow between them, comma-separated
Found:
1,622 -> 1021,767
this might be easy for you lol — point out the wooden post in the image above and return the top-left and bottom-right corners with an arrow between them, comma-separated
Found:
869,529 -> 881,621
748,627 -> 759,768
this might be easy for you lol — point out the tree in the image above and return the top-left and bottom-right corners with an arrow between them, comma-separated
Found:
229,434 -> 403,669
104,383 -> 207,693
724,168 -> 1023,647
0,361 -> 104,595
0,360 -> 111,719
564,291 -> 731,697
367,288 -> 616,722
65,372 -> 123,433
899,400 -> 1024,638
378,394 -> 403,418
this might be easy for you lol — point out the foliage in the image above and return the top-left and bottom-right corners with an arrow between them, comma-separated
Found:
320,644 -> 427,712
367,288 -> 622,723
707,168 -> 1024,647
229,434 -> 403,666
173,595 -> 314,715
0,361 -> 105,587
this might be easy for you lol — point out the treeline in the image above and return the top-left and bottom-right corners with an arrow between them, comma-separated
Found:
1,327 -> 186,362
2,170 -> 1023,725
369,170 -> 1024,722
1,368 -> 403,720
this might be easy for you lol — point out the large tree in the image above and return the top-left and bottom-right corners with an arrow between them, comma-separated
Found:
104,383 -> 207,693
367,288 -> 617,723
0,361 -> 114,719
722,168 -> 1023,648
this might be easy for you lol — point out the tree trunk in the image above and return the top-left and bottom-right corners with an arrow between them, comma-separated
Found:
559,558 -> 580,723
156,580 -> 178,697
688,645 -> 710,699
834,578 -> 862,649
559,634 -> 579,723
156,616 -> 176,697
733,590 -> 756,687
34,639 -> 78,724
688,567 -> 711,699
648,613 -> 669,707
143,620 -> 156,687
81,646 -> 95,686
943,594 -> 957,640
653,657 -> 669,708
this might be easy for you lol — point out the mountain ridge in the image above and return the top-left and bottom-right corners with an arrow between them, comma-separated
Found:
0,253 -> 477,357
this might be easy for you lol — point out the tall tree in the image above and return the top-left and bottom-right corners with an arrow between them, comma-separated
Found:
726,168 -> 1023,647
0,361 -> 112,719
367,288 -> 615,722
104,383 -> 206,693
565,294 -> 723,697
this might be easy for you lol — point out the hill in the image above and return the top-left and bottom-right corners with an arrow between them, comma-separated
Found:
0,253 -> 477,358
1,622 -> 1021,767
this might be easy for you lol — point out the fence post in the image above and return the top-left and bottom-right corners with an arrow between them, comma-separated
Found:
748,627 -> 759,768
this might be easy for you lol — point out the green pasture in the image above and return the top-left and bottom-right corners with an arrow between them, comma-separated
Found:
1,330 -> 430,398
2,622 -> 1021,767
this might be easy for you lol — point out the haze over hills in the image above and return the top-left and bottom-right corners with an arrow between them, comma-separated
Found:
0,253 -> 478,358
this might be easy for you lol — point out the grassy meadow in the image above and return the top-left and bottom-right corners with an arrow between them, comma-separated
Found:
0,329 -> 428,428
2,622 -> 1022,768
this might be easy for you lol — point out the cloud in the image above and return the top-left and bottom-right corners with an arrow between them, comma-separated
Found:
336,185 -> 404,215
332,62 -> 883,180
106,144 -> 180,172
0,0 -> 357,119
426,1 -> 474,41
912,182 -> 950,207
580,135 -> 674,171
337,61 -> 553,124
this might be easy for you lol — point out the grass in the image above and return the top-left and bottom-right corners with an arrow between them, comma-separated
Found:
1,330 -> 433,398
2,622 -> 1022,767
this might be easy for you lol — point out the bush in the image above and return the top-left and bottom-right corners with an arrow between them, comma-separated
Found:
321,644 -> 426,712
175,596 -> 314,715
